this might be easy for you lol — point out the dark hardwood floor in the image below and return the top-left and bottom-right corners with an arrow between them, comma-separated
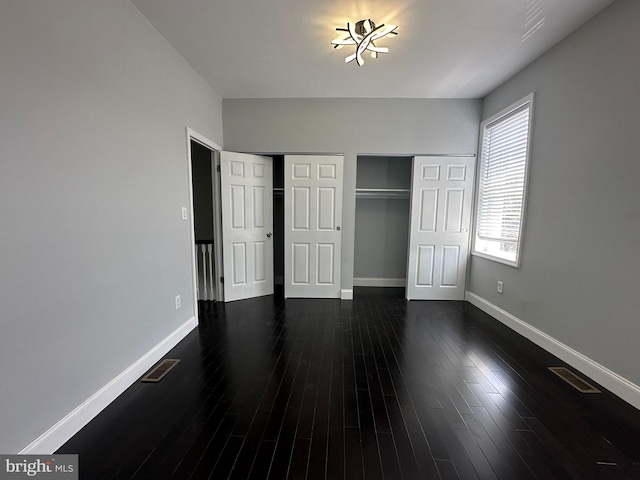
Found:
58,288 -> 640,479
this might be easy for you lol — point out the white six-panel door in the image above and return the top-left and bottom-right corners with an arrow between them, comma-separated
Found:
406,156 -> 475,300
285,155 -> 343,298
220,152 -> 274,302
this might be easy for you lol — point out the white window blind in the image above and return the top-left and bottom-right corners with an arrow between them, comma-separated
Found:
474,95 -> 533,266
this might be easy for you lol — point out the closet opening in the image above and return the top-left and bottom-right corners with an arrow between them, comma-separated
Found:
272,155 -> 285,297
354,155 -> 412,294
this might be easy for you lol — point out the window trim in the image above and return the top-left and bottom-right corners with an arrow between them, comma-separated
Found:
472,93 -> 535,268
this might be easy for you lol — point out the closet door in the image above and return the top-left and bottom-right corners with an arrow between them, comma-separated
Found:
284,155 -> 343,298
407,156 -> 475,300
220,152 -> 274,301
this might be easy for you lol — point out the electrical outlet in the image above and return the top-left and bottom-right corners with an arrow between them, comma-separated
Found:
497,281 -> 503,294
181,207 -> 188,221
175,295 -> 181,310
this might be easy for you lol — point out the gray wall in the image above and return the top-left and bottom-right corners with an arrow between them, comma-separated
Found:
223,98 -> 482,290
468,0 -> 640,385
0,0 -> 223,452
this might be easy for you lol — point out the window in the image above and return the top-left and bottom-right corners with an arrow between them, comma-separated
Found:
473,93 -> 534,267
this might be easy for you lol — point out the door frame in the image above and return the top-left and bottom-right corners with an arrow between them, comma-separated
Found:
186,128 -> 224,312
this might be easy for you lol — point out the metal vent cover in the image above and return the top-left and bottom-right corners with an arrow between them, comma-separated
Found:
548,367 -> 601,394
141,359 -> 180,383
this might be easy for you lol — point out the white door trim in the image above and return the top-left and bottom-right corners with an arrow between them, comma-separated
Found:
186,128 -> 224,313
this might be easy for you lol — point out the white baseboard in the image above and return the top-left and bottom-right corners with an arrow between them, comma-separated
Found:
340,289 -> 353,300
353,278 -> 406,287
19,317 -> 197,454
465,292 -> 640,410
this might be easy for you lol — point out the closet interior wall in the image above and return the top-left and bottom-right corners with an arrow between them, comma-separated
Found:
354,156 -> 412,288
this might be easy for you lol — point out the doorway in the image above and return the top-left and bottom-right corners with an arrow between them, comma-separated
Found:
191,140 -> 217,301
186,129 -> 223,309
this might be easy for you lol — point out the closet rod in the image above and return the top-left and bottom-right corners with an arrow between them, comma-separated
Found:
356,188 -> 410,199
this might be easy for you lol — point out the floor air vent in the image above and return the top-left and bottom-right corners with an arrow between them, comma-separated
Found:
141,359 -> 180,383
548,367 -> 601,393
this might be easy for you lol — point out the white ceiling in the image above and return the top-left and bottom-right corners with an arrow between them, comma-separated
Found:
131,0 -> 615,99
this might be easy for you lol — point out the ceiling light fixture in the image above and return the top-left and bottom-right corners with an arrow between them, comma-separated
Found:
331,19 -> 398,66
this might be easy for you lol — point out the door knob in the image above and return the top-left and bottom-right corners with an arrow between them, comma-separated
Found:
336,226 -> 341,231
266,232 -> 272,238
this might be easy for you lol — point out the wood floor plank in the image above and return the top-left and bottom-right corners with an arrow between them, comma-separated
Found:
326,373 -> 345,480
344,427 -> 364,480
462,411 -> 519,480
382,395 -> 427,480
228,404 -> 271,479
413,402 -> 451,462
436,459 -> 461,480
286,438 -> 310,480
306,314 -> 334,480
247,440 -> 276,480
400,403 -> 441,479
357,384 -> 384,480
208,435 -> 244,480
430,408 -> 480,480
455,427 -> 499,480
377,432 -> 402,480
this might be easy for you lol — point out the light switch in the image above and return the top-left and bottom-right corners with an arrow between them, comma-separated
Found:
181,207 -> 188,220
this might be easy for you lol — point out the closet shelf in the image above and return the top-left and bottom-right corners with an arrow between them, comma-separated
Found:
356,188 -> 410,200
276,188 -> 411,199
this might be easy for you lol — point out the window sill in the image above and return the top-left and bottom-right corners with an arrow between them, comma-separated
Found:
471,250 -> 520,268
